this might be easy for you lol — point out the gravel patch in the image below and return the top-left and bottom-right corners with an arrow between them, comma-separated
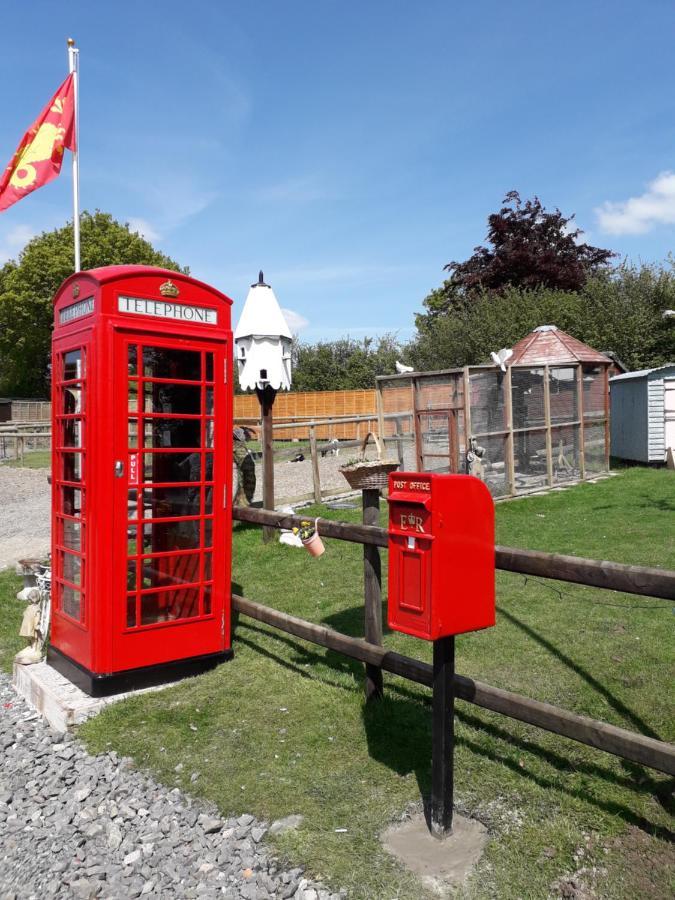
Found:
0,467 -> 51,571
0,674 -> 343,899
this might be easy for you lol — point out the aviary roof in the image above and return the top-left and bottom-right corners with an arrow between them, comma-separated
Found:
509,325 -> 611,366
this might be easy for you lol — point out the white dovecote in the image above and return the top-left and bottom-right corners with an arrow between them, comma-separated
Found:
234,271 -> 292,392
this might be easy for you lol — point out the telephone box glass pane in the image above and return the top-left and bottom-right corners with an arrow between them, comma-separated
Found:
144,419 -> 201,449
142,487 -> 200,519
63,552 -> 82,586
141,520 -> 201,553
62,519 -> 83,551
203,585 -> 212,615
63,453 -> 83,482
62,487 -> 83,517
205,388 -> 213,415
127,561 -> 137,591
140,588 -> 200,625
143,383 -> 201,415
143,452 -> 202,483
63,386 -> 82,414
143,347 -> 201,380
204,553 -> 212,582
205,353 -> 214,382
63,418 -> 83,448
62,585 -> 81,621
128,419 -> 138,447
128,382 -> 138,412
141,553 -> 200,590
128,345 -> 138,376
63,350 -> 82,381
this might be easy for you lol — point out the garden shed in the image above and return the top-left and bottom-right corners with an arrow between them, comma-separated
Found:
376,326 -> 612,499
610,365 -> 675,463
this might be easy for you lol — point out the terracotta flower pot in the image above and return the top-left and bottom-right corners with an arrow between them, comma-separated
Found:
302,532 -> 325,557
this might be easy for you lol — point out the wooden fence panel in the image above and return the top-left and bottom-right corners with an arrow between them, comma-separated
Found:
234,389 -> 377,439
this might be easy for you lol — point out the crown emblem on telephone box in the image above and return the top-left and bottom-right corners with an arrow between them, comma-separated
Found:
159,280 -> 180,298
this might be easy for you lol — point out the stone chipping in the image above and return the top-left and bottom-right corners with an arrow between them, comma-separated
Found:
0,675 -> 342,900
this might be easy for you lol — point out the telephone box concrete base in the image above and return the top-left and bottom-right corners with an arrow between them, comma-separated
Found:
47,645 -> 233,697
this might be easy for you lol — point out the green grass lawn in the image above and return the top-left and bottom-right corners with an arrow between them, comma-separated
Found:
0,449 -> 51,468
1,468 -> 673,898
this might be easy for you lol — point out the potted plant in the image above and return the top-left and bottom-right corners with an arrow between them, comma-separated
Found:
293,519 -> 325,557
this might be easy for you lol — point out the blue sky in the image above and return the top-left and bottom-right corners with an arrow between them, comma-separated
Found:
1,1 -> 675,342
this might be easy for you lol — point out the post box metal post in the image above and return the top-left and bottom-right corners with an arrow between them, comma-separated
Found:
49,266 -> 234,696
387,472 -> 495,837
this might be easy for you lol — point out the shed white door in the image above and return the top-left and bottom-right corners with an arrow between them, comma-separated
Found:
665,378 -> 675,457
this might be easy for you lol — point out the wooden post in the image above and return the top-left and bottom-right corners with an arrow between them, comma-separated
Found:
309,425 -> 321,504
413,377 -> 424,472
362,488 -> 383,701
577,365 -> 586,480
256,386 -> 277,542
463,367 -> 472,473
504,366 -> 516,495
431,635 -> 455,838
603,366 -> 611,471
543,365 -> 553,487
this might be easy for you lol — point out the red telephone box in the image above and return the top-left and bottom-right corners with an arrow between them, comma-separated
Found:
48,266 -> 233,695
387,472 -> 495,640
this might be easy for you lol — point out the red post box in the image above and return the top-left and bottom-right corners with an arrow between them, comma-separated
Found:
387,472 -> 495,640
48,266 -> 234,695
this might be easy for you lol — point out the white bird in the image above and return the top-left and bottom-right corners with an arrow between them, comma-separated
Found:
490,347 -> 514,372
395,360 -> 414,374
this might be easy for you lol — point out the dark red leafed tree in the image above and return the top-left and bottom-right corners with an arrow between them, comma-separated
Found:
445,191 -> 615,294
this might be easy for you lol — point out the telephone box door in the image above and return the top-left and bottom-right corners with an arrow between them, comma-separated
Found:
112,331 -> 230,672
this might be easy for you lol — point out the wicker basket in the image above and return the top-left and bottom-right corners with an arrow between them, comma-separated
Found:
339,432 -> 399,491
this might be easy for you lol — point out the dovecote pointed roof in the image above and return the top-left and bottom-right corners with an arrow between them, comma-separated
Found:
509,325 -> 611,366
234,271 -> 292,341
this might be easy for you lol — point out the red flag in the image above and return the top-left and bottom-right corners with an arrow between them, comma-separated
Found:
0,74 -> 76,213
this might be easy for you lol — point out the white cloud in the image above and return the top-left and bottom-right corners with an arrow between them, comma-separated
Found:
281,308 -> 309,333
127,217 -> 160,243
595,171 -> 675,235
0,223 -> 36,263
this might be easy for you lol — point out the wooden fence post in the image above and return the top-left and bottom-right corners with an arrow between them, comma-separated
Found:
543,365 -> 553,487
257,386 -> 277,542
431,635 -> 455,838
309,425 -> 321,504
362,488 -> 383,701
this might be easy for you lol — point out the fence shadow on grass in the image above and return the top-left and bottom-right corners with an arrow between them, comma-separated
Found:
497,606 -> 663,741
231,601 -> 674,839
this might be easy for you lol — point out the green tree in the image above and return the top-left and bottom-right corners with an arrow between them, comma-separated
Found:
289,335 -> 402,392
0,211 -> 186,396
407,263 -> 675,373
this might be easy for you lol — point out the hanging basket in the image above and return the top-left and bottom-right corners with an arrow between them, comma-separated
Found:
339,432 -> 399,491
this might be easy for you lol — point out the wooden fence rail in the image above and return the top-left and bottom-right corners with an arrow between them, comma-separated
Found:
233,506 -> 675,601
232,594 -> 675,776
232,505 -> 675,775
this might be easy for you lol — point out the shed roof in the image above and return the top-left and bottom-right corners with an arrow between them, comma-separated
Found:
610,364 -> 675,382
509,325 -> 611,366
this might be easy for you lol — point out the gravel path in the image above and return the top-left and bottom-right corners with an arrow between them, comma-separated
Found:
0,467 -> 51,571
0,674 -> 340,899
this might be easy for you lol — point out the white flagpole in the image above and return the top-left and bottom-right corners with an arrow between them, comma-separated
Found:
67,38 -> 81,271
